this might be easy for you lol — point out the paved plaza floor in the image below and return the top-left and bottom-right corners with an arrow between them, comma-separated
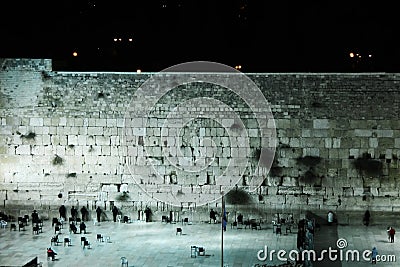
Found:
0,217 -> 399,267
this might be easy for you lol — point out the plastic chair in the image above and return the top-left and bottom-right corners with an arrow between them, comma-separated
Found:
198,247 -> 205,256
176,227 -> 182,235
0,220 -> 7,228
51,236 -> 61,246
52,218 -> 59,226
33,225 -> 40,234
121,256 -> 128,267
83,240 -> 91,249
64,237 -> 72,246
97,234 -> 104,242
191,246 -> 197,258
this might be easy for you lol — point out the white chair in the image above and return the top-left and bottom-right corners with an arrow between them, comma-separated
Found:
120,256 -> 128,267
0,220 -> 7,228
117,215 -> 122,223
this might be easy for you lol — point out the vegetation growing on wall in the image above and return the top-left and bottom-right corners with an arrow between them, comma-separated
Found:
225,186 -> 253,205
353,152 -> 383,177
297,156 -> 323,186
116,191 -> 130,201
20,132 -> 36,140
52,155 -> 63,165
296,156 -> 322,168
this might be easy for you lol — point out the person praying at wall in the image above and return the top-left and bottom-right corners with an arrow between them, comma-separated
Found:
96,206 -> 102,223
59,205 -> 66,220
80,206 -> 88,221
71,206 -> 78,221
112,206 -> 119,222
210,209 -> 216,224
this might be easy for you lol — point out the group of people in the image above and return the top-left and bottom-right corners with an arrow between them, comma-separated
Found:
59,205 -> 92,222
209,209 -> 227,231
59,205 -> 116,223
69,221 -> 87,234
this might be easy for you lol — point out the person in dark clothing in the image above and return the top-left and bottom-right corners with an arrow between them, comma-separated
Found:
69,222 -> 77,234
47,247 -> 57,261
144,207 -> 152,222
59,205 -> 66,220
79,221 -> 86,234
96,207 -> 102,222
209,209 -> 216,224
112,206 -> 119,222
31,210 -> 39,224
80,206 -> 88,221
237,213 -> 244,224
388,227 -> 395,243
71,206 -> 78,221
363,210 -> 371,226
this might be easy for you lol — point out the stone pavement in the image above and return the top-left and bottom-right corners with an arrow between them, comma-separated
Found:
0,217 -> 399,267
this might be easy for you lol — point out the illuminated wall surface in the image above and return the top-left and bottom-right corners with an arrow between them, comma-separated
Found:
1,58 -> 400,219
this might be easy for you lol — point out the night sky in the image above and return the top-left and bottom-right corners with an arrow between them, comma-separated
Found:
1,1 -> 399,72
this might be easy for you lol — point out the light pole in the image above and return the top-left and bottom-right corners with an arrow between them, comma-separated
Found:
221,193 -> 226,267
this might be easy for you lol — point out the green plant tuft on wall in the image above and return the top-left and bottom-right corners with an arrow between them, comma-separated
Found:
116,191 -> 130,201
52,155 -> 63,165
21,132 -> 36,140
225,187 -> 253,205
296,156 -> 322,168
353,153 -> 383,177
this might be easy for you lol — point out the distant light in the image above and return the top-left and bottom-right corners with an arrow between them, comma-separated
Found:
113,38 -> 118,42
235,65 -> 242,70
118,38 -> 122,41
137,69 -> 142,74
128,38 -> 133,42
72,51 -> 78,57
368,54 -> 372,58
349,52 -> 354,58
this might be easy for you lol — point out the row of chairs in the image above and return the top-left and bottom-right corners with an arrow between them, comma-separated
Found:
50,235 -> 89,247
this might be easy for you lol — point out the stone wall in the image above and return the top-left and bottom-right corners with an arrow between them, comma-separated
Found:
1,58 -> 400,222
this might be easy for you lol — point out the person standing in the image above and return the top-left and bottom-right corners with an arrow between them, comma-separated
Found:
71,206 -> 78,221
80,206 -> 88,221
363,210 -> 371,226
31,210 -> 39,224
144,207 -> 151,222
210,209 -> 216,224
96,206 -> 102,223
371,247 -> 378,264
59,205 -> 66,220
327,211 -> 334,225
388,227 -> 395,243
112,206 -> 119,222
